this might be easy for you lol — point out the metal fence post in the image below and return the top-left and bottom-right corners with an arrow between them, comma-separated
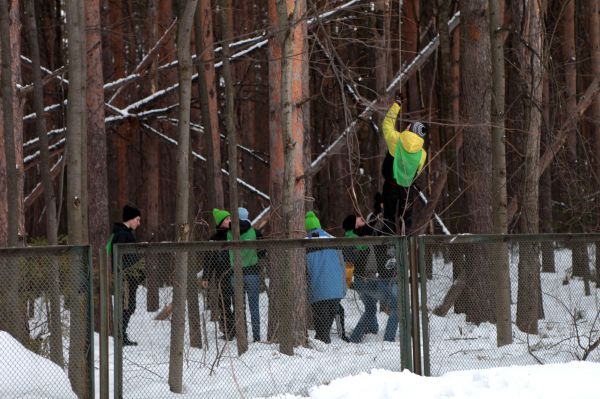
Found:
396,237 -> 412,371
113,245 -> 123,399
409,237 -> 422,375
87,246 -> 95,399
99,248 -> 109,399
418,236 -> 430,376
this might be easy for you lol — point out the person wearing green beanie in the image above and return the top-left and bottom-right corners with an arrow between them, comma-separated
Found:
305,211 -> 322,231
202,208 -> 235,340
213,208 -> 231,228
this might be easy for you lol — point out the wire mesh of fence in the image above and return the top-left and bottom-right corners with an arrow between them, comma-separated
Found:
112,237 -> 412,398
421,234 -> 600,376
0,245 -> 93,399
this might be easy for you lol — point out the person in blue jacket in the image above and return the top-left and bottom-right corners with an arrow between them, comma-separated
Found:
305,211 -> 346,344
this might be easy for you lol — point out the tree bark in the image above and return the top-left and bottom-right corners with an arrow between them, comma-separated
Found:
218,0 -> 248,356
86,0 -> 109,333
0,0 -> 25,348
277,0 -> 308,354
512,0 -> 543,335
23,0 -> 64,367
457,0 -> 495,324
560,0 -> 577,161
168,0 -> 198,393
195,0 -> 224,223
65,0 -> 89,395
488,0 -> 511,346
588,0 -> 600,240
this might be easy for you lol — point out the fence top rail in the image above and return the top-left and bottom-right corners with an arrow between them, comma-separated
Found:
0,244 -> 90,256
418,233 -> 600,245
114,235 -> 403,253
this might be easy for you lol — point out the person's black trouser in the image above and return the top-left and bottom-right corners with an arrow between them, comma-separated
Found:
123,276 -> 139,338
312,298 -> 341,344
382,179 -> 414,235
218,278 -> 236,338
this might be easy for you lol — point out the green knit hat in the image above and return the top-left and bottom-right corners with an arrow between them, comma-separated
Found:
305,211 -> 321,231
213,208 -> 231,227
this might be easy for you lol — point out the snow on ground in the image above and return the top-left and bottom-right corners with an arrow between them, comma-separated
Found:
3,244 -> 600,398
0,331 -> 77,399
263,361 -> 600,399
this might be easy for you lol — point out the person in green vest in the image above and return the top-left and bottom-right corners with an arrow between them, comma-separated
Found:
381,92 -> 427,235
227,207 -> 264,342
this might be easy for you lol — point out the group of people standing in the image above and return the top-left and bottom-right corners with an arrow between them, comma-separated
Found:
110,93 -> 428,347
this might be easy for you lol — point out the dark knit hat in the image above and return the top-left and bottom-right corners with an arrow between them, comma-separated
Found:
411,121 -> 427,138
342,215 -> 356,232
122,205 -> 141,222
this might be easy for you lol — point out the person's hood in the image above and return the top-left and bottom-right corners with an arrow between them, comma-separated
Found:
399,130 -> 425,153
112,222 -> 132,234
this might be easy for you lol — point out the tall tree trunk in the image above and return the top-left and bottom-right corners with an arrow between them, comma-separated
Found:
588,0 -> 600,276
0,0 -> 17,248
218,0 -> 248,356
195,0 -> 224,223
65,1 -> 89,396
277,0 -> 307,355
457,0 -> 495,324
561,0 -> 577,161
0,0 -> 24,347
488,0 -> 511,346
143,0 -> 160,312
404,0 -> 420,114
513,0 -> 543,335
168,0 -> 198,393
267,0 -> 284,341
540,73 -> 555,272
23,0 -> 63,366
86,0 -> 109,333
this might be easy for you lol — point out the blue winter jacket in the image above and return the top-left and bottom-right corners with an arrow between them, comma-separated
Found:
305,228 -> 346,304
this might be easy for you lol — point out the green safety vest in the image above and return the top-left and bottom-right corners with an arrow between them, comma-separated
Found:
393,144 -> 422,187
345,230 -> 368,250
227,228 -> 259,267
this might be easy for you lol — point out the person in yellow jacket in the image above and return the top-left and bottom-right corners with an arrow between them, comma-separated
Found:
380,92 -> 427,234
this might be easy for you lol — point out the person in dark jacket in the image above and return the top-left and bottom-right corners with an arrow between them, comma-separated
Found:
305,211 -> 346,344
226,207 -> 264,342
344,196 -> 400,343
111,204 -> 143,346
381,92 -> 427,235
201,209 -> 235,340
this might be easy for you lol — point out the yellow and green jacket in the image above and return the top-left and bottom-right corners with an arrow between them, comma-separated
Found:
382,102 -> 427,187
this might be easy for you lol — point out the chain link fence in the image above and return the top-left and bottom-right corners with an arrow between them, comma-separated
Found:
112,236 -> 412,398
420,234 -> 600,376
0,245 -> 93,399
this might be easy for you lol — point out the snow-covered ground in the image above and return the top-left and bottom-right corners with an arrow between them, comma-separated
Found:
262,361 -> 600,399
2,244 -> 599,398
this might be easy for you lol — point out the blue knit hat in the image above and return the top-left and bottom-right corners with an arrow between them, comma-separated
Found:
238,207 -> 250,222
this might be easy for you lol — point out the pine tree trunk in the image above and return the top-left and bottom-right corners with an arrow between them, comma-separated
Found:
218,0 -> 248,356
86,0 -> 109,333
143,0 -> 160,312
23,0 -> 63,366
513,0 -> 543,334
488,0 -> 511,346
65,1 -> 89,395
457,0 -> 495,324
277,0 -> 307,355
267,0 -> 284,341
195,0 -> 224,221
168,0 -> 198,393
0,0 -> 25,348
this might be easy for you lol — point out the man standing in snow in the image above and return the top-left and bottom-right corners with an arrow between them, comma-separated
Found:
110,204 -> 143,346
